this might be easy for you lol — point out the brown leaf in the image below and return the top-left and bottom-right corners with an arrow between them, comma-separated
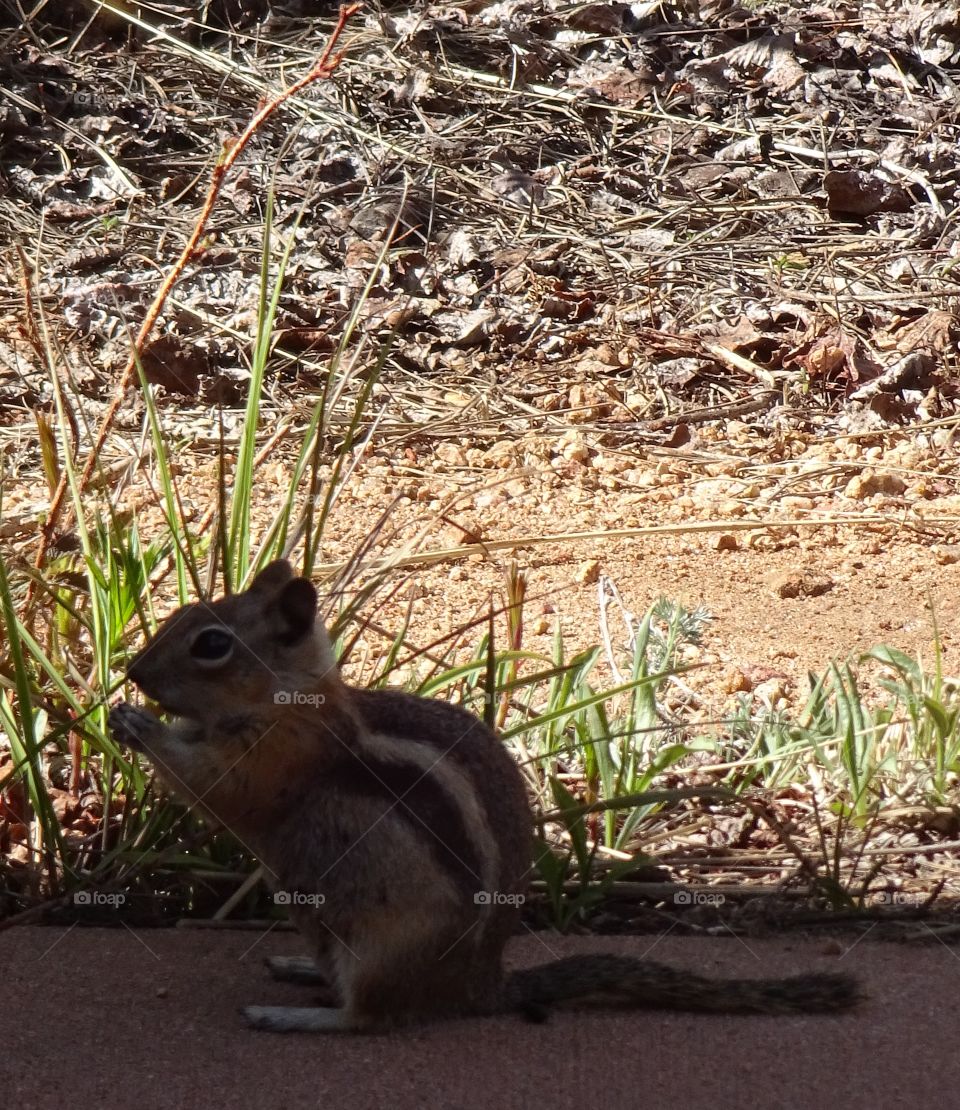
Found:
824,170 -> 913,216
139,335 -> 206,396
891,310 -> 956,358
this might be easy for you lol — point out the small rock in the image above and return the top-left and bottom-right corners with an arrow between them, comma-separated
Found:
575,559 -> 601,585
844,469 -> 907,499
712,533 -> 738,552
769,570 -> 835,599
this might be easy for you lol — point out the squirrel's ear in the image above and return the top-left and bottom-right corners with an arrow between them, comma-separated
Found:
276,577 -> 317,643
249,560 -> 295,595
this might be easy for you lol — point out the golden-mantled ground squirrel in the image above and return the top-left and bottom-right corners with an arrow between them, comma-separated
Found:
109,560 -> 860,1032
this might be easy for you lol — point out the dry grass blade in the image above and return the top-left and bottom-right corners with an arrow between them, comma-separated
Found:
309,513 -> 960,576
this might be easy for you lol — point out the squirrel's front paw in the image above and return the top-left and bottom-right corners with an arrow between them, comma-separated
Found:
109,703 -> 162,752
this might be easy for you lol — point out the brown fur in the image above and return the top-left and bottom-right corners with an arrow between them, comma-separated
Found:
110,560 -> 860,1032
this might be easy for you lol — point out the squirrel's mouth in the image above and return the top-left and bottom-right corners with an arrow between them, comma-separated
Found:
126,677 -> 153,701
125,669 -> 177,717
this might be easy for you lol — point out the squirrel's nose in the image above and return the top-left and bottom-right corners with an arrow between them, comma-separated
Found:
126,655 -> 148,691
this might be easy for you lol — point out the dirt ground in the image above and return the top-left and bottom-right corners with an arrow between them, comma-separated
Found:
293,417 -> 960,713
5,925 -> 958,1109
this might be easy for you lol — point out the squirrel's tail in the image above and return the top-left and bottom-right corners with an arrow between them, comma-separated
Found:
504,953 -> 860,1016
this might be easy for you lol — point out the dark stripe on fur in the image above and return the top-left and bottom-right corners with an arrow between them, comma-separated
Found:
353,689 -> 532,888
327,752 -> 484,895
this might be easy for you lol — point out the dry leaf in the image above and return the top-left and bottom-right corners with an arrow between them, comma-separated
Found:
824,170 -> 913,216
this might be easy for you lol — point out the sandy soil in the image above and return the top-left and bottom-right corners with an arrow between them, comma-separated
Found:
284,421 -> 960,714
4,925 -> 955,1110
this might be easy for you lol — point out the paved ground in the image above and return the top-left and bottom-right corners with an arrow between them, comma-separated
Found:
4,926 -> 957,1108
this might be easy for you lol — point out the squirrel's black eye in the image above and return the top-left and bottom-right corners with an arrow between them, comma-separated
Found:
190,627 -> 235,664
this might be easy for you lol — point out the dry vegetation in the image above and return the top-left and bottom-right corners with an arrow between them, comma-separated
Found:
3,0 -> 960,428
5,1 -> 960,570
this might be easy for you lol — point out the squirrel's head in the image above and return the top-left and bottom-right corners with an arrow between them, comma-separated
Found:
125,560 -> 339,719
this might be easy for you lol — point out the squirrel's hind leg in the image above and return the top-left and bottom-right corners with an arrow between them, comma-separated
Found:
243,1005 -> 355,1033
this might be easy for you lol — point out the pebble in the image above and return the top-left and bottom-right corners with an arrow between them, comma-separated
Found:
844,469 -> 907,499
575,559 -> 601,585
769,570 -> 835,599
